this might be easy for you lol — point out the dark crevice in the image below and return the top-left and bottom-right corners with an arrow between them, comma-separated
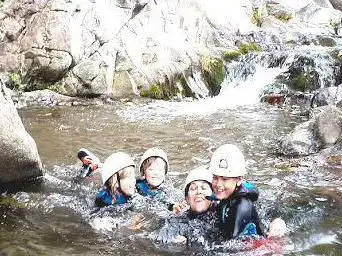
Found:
49,9 -> 68,13
131,2 -> 147,19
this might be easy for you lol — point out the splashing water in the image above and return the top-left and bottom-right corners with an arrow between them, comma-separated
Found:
118,62 -> 288,122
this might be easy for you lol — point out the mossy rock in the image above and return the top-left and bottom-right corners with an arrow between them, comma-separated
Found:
292,73 -> 309,91
140,73 -> 195,100
251,9 -> 262,27
48,82 -> 69,94
7,73 -> 22,90
0,196 -> 24,209
178,75 -> 195,98
222,50 -> 241,62
287,71 -> 319,92
275,13 -> 292,22
201,56 -> 225,96
140,84 -> 164,99
239,43 -> 261,55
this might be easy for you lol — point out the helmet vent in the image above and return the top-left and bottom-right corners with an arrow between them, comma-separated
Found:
219,159 -> 228,168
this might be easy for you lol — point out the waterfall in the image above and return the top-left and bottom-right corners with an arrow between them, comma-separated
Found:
118,46 -> 340,122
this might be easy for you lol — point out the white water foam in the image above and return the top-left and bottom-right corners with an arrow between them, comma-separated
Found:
117,64 -> 287,122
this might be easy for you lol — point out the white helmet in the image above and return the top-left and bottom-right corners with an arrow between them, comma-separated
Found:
138,147 -> 169,174
209,144 -> 246,177
101,152 -> 135,185
184,165 -> 213,189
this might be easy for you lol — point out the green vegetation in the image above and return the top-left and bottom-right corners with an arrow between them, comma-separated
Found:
239,43 -> 261,55
222,43 -> 261,63
292,73 -> 309,91
140,84 -> 164,99
0,196 -> 24,209
139,73 -> 195,100
288,72 -> 318,92
222,50 -> 241,62
275,13 -> 292,22
8,73 -> 22,90
178,75 -> 194,98
201,56 -> 224,96
48,82 -> 68,94
251,9 -> 262,27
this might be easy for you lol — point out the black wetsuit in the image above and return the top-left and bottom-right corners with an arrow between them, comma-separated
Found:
217,181 -> 263,239
153,206 -> 220,246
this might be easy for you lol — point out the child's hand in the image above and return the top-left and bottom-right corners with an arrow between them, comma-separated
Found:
128,214 -> 145,230
172,200 -> 189,215
267,218 -> 286,238
81,156 -> 98,171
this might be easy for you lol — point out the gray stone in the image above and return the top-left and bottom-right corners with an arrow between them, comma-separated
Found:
329,0 -> 342,11
0,80 -> 42,183
313,105 -> 342,147
73,60 -> 100,83
311,85 -> 342,107
1,0 -> 342,99
280,120 -> 321,156
112,71 -> 135,98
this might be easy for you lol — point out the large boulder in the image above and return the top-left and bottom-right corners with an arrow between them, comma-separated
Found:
0,80 -> 42,183
280,120 -> 321,156
280,105 -> 342,156
312,105 -> 342,147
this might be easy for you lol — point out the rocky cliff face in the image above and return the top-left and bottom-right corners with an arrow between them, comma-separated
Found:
0,0 -> 342,100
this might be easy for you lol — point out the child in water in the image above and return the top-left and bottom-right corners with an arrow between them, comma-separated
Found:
136,147 -> 169,197
209,144 -> 264,238
209,144 -> 286,240
76,148 -> 101,179
153,165 -> 219,245
95,152 -> 136,207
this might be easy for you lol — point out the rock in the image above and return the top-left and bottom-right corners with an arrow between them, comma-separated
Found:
1,0 -> 342,100
260,93 -> 286,105
281,105 -> 342,156
112,71 -> 136,98
310,85 -> 342,107
329,0 -> 342,11
280,120 -> 321,156
0,80 -> 42,183
326,154 -> 342,165
73,60 -> 100,84
313,105 -> 342,147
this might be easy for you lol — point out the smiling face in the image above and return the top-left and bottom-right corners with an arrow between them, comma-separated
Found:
186,180 -> 212,214
212,175 -> 241,200
143,157 -> 166,187
118,166 -> 136,196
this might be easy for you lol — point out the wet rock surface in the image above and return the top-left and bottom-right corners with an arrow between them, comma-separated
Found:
0,80 -> 42,183
280,105 -> 342,156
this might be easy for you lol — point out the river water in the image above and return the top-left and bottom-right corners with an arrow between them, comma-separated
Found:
1,54 -> 342,255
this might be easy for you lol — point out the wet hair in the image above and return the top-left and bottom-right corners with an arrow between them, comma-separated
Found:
141,157 -> 167,174
105,166 -> 135,194
106,173 -> 119,194
184,180 -> 212,197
